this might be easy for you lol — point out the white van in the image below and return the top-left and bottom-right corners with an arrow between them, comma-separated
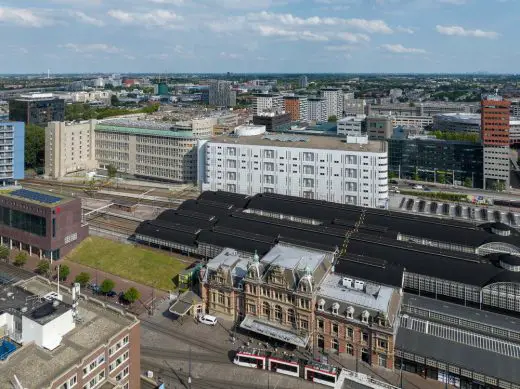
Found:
199,314 -> 218,326
413,185 -> 423,190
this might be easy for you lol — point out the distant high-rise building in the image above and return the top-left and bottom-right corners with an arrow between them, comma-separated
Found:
308,97 -> 327,122
252,94 -> 283,115
299,75 -> 308,88
283,96 -> 308,121
481,93 -> 511,190
208,80 -> 235,107
9,93 -> 65,126
320,88 -> 343,120
0,121 -> 24,186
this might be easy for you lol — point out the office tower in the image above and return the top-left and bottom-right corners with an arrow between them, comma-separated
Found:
299,75 -> 308,88
9,93 -> 65,126
321,88 -> 343,120
208,80 -> 235,107
283,96 -> 308,121
252,94 -> 283,115
308,98 -> 327,122
481,94 -> 511,190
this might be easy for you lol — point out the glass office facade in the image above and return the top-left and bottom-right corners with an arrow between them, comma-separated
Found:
0,206 -> 47,236
9,98 -> 65,126
388,139 -> 484,188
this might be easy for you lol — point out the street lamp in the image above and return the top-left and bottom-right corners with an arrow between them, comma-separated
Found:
188,346 -> 192,389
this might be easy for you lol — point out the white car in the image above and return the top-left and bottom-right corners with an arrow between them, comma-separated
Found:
413,185 -> 424,190
199,314 -> 218,326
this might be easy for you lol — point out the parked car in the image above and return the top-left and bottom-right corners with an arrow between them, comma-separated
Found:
413,185 -> 424,190
389,179 -> 399,185
423,187 -> 431,192
198,314 -> 218,326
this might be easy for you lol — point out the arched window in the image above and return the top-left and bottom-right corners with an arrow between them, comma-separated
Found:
275,305 -> 283,322
262,302 -> 271,317
346,343 -> 354,355
287,308 -> 295,324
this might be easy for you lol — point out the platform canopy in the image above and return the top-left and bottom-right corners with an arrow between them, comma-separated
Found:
240,315 -> 309,348
169,291 -> 202,317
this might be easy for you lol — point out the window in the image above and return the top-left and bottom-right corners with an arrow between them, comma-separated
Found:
331,338 -> 339,351
362,332 -> 369,343
116,366 -> 130,381
264,149 -> 275,158
377,339 -> 387,349
61,375 -> 77,389
275,305 -> 283,322
300,319 -> 309,330
347,327 -> 353,339
262,302 -> 270,317
346,343 -> 354,355
317,319 -> 324,331
226,171 -> 236,180
287,308 -> 295,324
378,354 -> 387,367
332,302 -> 339,315
332,323 -> 338,335
303,165 -> 314,175
83,353 -> 105,377
247,303 -> 256,314
109,351 -> 129,372
109,336 -> 129,356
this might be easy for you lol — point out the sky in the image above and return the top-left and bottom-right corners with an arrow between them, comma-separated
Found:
0,0 -> 518,74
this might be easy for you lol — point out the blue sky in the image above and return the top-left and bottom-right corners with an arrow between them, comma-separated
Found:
0,0 -> 518,74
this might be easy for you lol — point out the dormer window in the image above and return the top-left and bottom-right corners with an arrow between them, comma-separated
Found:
362,310 -> 370,323
346,306 -> 354,319
318,299 -> 325,311
332,302 -> 340,315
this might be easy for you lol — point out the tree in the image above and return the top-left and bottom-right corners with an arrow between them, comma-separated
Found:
463,177 -> 473,188
0,246 -> 9,262
75,272 -> 91,287
100,279 -> 115,294
107,164 -> 118,179
25,124 -> 45,170
110,94 -> 120,107
57,264 -> 70,281
388,171 -> 398,180
13,252 -> 28,267
327,115 -> 337,122
123,287 -> 141,304
36,260 -> 51,276
437,172 -> 446,184
497,181 -> 506,192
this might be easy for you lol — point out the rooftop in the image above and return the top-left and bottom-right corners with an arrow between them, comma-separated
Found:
0,188 -> 72,207
435,112 -> 520,125
260,243 -> 330,273
317,273 -> 396,314
0,277 -> 138,389
95,124 -> 194,138
209,132 -> 386,152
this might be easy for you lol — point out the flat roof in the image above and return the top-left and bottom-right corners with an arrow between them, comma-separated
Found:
0,277 -> 138,389
396,327 -> 520,384
209,133 -> 385,152
0,187 -> 72,207
240,315 -> 309,348
403,293 -> 520,334
318,273 -> 396,314
260,243 -> 330,272
95,124 -> 195,138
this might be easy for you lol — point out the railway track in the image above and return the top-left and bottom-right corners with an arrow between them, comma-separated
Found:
141,319 -> 228,355
141,359 -> 299,389
141,347 -> 231,364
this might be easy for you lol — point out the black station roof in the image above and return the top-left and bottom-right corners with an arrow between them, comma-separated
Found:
197,191 -> 251,209
135,219 -> 198,247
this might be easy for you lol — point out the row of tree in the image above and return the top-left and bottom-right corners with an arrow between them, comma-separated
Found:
65,102 -> 160,121
0,246 -> 141,304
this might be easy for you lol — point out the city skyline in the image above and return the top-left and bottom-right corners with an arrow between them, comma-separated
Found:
0,0 -> 518,74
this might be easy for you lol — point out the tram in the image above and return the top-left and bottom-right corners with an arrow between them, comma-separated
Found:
233,347 -> 339,387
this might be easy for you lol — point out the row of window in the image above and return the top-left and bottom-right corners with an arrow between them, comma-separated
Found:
83,353 -> 105,378
109,350 -> 129,372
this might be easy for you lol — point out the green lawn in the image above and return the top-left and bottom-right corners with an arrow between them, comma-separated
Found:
66,237 -> 186,291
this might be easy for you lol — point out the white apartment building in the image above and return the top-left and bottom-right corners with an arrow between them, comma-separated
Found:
337,115 -> 366,137
198,130 -> 388,208
252,94 -> 284,115
308,98 -> 327,122
321,88 -> 344,119
45,120 -> 97,178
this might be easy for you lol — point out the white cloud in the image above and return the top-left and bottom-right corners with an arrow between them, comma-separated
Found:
337,32 -> 370,42
0,7 -> 50,27
248,12 -> 393,33
108,9 -> 184,28
325,45 -> 355,51
396,25 -> 414,34
60,43 -> 122,53
220,51 -> 244,59
436,25 -> 499,38
381,43 -> 426,54
70,11 -> 104,26
255,25 -> 329,41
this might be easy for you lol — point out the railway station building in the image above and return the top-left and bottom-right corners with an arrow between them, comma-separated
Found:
0,188 -> 88,260
136,190 -> 520,388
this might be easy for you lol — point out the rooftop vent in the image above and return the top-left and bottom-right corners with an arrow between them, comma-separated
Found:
354,280 -> 365,290
342,277 -> 353,288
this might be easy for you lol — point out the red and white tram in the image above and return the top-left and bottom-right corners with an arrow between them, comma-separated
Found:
233,348 -> 268,369
304,360 -> 339,387
234,347 -> 339,386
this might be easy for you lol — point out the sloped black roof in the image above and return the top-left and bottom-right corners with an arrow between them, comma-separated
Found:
135,220 -> 198,247
197,190 -> 251,209
335,255 -> 404,288
197,228 -> 273,255
156,209 -> 216,229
